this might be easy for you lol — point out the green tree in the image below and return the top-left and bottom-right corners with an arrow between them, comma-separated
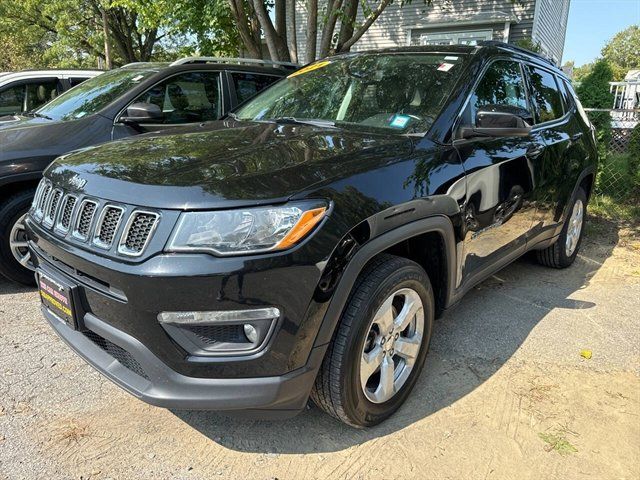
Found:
0,0 -> 173,68
576,59 -> 614,158
602,25 -> 640,80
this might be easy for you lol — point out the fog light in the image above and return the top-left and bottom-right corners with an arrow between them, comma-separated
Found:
157,307 -> 280,357
244,324 -> 258,343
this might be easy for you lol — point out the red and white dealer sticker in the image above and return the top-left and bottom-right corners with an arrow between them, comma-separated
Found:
437,63 -> 455,72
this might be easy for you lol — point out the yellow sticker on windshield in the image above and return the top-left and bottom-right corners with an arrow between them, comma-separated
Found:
288,60 -> 331,78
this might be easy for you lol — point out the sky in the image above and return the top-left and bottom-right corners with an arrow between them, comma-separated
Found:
563,0 -> 640,66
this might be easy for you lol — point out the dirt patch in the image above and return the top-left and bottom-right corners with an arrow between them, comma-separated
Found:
1,219 -> 639,479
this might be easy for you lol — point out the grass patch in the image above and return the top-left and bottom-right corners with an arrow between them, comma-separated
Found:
589,194 -> 640,224
538,431 -> 578,455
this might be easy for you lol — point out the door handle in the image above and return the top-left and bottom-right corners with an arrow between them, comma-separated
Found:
570,132 -> 583,142
526,145 -> 545,159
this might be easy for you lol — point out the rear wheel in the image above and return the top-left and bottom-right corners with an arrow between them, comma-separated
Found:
0,190 -> 36,286
311,254 -> 434,427
536,187 -> 587,269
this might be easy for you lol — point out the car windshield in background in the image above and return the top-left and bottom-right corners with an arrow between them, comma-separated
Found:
36,69 -> 158,121
235,53 -> 467,134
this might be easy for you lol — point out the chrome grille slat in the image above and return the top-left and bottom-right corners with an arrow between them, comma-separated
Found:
55,195 -> 77,233
43,189 -> 62,227
93,205 -> 125,249
73,200 -> 98,241
35,182 -> 52,220
118,211 -> 159,256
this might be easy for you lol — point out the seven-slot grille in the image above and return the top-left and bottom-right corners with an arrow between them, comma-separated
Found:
30,179 -> 159,257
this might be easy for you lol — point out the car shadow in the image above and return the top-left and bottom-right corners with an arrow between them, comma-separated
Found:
171,219 -> 619,453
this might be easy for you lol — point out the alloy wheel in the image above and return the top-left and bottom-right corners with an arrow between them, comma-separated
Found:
565,199 -> 584,257
360,288 -> 424,404
9,213 -> 34,270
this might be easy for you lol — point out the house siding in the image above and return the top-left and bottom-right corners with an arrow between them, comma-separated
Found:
531,0 -> 571,63
291,0 -> 567,64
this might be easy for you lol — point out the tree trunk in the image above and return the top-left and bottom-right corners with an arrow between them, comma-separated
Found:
228,0 -> 262,58
252,0 -> 290,61
319,0 -> 343,57
306,0 -> 317,63
336,0 -> 358,52
286,0 -> 298,63
101,8 -> 112,69
338,0 -> 393,52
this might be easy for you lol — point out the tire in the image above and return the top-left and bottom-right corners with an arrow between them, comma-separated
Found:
311,254 -> 434,427
0,190 -> 37,286
536,187 -> 587,269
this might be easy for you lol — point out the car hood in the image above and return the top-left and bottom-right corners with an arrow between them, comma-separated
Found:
46,121 -> 414,209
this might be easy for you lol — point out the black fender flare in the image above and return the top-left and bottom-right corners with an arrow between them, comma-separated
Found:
312,215 -> 457,347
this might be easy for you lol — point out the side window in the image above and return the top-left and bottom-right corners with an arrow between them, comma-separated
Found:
25,79 -> 60,111
69,77 -> 91,87
524,65 -> 564,124
466,60 -> 531,125
231,72 -> 280,104
131,72 -> 222,124
558,78 -> 574,111
0,84 -> 26,116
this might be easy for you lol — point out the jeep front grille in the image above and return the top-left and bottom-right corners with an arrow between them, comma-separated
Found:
29,179 -> 160,257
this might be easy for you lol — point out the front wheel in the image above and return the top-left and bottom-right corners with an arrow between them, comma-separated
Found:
311,254 -> 434,427
0,190 -> 37,286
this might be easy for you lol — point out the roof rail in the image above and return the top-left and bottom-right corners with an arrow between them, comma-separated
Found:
121,62 -> 152,68
477,40 -> 557,67
170,56 -> 299,69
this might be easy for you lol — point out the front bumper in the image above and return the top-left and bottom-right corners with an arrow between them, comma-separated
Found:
27,213 -> 339,415
42,305 -> 324,415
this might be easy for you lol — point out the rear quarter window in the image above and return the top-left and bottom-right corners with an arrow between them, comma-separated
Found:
525,65 -> 564,124
231,72 -> 281,104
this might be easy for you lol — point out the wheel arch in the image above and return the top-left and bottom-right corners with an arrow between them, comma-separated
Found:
313,215 -> 457,347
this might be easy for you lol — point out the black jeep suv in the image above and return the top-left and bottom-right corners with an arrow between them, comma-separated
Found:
0,57 -> 294,285
26,42 -> 597,427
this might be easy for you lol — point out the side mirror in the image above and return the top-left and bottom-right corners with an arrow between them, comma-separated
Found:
459,106 -> 532,139
119,102 -> 163,124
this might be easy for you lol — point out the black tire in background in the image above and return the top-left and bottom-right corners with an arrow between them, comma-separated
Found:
536,187 -> 588,269
311,254 -> 434,427
0,190 -> 37,286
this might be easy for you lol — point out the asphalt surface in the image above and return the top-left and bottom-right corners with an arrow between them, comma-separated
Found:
0,219 -> 639,479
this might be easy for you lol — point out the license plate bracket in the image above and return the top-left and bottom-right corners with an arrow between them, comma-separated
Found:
37,271 -> 81,330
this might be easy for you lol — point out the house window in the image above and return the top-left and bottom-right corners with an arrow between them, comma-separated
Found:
419,30 -> 493,46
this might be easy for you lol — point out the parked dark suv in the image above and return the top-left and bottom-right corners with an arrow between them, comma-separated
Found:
0,57 -> 295,285
26,42 -> 597,427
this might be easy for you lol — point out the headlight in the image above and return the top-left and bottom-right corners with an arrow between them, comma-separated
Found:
166,202 -> 328,255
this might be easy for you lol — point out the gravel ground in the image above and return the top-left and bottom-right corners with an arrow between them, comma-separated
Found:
0,218 -> 639,480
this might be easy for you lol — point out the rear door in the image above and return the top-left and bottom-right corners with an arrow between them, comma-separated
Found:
454,59 -> 540,282
523,64 -> 575,240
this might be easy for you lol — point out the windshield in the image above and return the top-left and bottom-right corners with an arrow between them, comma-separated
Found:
235,53 -> 467,134
36,68 -> 157,121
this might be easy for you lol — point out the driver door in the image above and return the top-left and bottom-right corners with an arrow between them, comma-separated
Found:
454,59 -> 542,284
111,71 -> 222,140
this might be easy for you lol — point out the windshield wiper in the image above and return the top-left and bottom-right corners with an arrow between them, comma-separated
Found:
269,117 -> 336,128
24,111 -> 53,120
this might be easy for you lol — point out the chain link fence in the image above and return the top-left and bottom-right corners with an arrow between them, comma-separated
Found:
583,109 -> 639,222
